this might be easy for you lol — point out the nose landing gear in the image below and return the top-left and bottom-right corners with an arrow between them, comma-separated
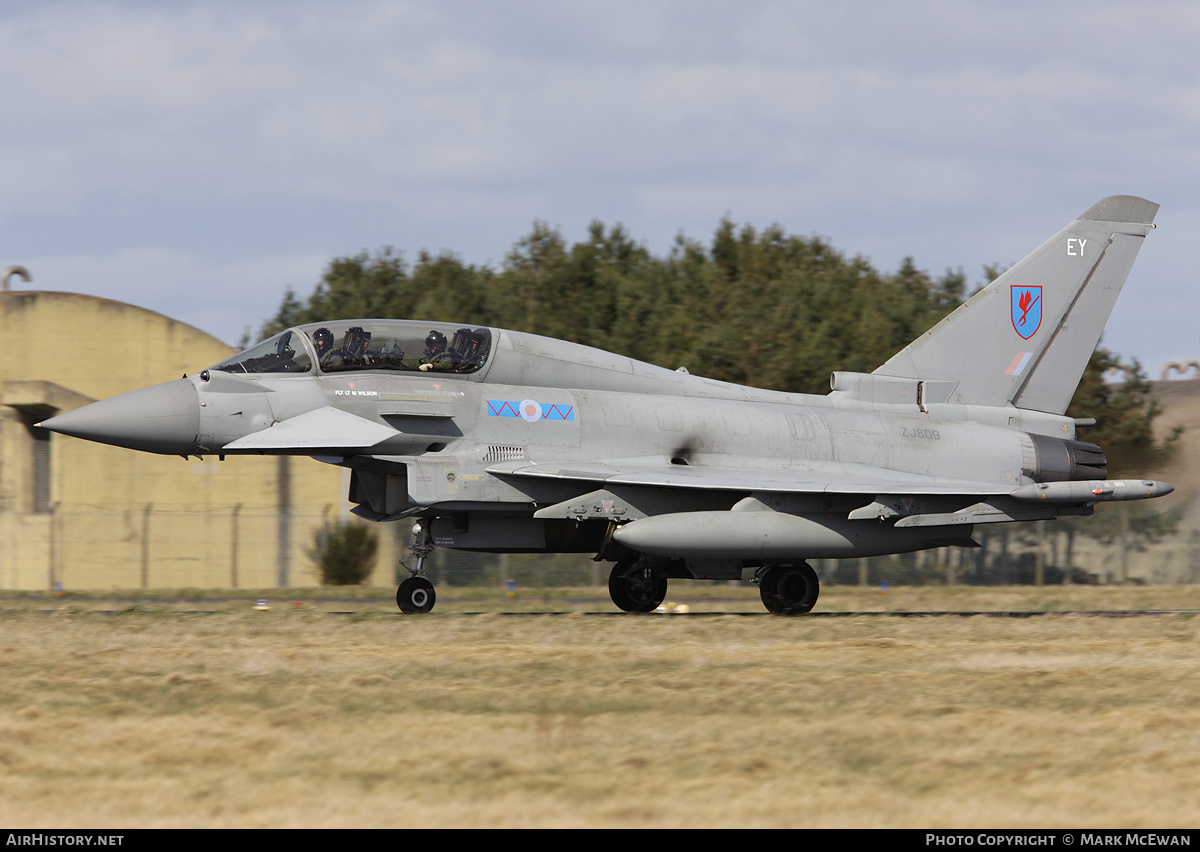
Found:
397,575 -> 436,613
396,520 -> 437,614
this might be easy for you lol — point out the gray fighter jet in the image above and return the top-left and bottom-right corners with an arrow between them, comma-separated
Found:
41,196 -> 1174,614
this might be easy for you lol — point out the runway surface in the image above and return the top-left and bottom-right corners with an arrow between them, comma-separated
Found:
6,604 -> 1199,617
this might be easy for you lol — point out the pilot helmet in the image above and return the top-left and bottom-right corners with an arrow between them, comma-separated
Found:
425,330 -> 447,354
313,327 -> 334,354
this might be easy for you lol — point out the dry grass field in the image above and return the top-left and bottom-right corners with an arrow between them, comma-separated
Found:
2,584 -> 1199,828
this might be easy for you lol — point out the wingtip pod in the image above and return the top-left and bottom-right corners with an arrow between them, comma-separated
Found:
1080,195 -> 1159,225
1010,479 -> 1174,503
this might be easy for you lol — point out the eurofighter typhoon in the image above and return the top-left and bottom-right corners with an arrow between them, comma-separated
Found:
41,197 -> 1173,614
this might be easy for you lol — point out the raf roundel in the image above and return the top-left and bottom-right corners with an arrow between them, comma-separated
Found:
519,399 -> 543,422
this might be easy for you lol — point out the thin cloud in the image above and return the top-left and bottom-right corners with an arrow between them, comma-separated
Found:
0,0 -> 1195,366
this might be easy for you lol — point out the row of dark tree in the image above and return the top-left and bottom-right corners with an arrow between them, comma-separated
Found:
259,220 -> 970,395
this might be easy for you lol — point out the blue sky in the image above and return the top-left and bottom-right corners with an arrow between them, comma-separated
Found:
3,0 -> 1197,375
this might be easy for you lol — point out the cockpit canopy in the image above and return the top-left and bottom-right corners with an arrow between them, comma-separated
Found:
210,320 -> 493,376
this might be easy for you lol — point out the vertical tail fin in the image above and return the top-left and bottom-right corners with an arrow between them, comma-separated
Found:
874,196 -> 1158,415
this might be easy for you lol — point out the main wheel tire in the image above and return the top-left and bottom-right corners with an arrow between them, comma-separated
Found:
397,576 -> 436,613
608,557 -> 668,613
760,562 -> 819,615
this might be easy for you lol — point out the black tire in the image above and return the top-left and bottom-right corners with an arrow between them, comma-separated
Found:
608,557 -> 668,613
760,562 -> 819,615
397,576 -> 436,613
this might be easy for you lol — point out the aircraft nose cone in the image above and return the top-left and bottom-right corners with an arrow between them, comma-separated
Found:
39,379 -> 200,454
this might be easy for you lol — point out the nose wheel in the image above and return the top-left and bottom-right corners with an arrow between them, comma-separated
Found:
397,575 -> 436,613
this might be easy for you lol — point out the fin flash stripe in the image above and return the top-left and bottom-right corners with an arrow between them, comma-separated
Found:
1005,352 -> 1034,376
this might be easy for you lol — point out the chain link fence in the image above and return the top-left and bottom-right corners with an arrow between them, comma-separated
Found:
2,508 -> 1198,590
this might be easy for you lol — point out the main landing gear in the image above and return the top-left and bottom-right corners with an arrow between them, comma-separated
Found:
608,555 -> 669,613
756,562 -> 820,615
606,556 -> 820,615
396,520 -> 437,614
